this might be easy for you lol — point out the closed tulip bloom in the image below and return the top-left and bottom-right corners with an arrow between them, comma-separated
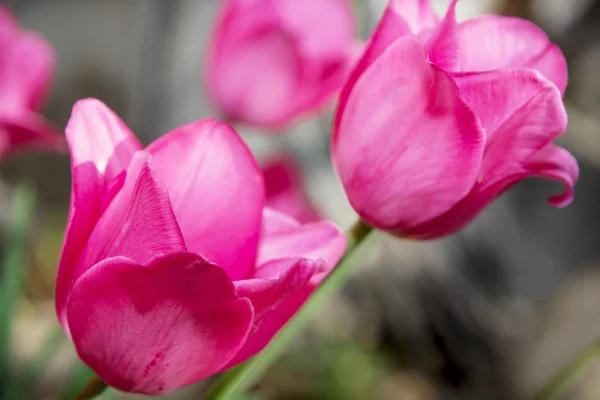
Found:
332,0 -> 578,239
56,99 -> 345,395
0,6 -> 62,157
204,0 -> 357,131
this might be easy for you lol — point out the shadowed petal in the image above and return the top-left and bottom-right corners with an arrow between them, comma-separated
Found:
0,112 -> 64,157
226,257 -> 322,366
147,119 -> 264,280
262,154 -> 320,223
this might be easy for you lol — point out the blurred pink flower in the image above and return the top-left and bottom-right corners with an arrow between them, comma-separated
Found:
56,99 -> 345,395
204,0 -> 358,131
332,0 -> 578,239
0,6 -> 62,157
262,153 -> 320,223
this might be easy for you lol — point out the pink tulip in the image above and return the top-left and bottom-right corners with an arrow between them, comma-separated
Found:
56,99 -> 345,395
204,0 -> 357,131
0,6 -> 62,157
262,153 -> 321,223
332,0 -> 578,239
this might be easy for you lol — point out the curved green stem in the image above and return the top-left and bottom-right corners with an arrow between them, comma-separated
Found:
534,338 -> 600,400
75,375 -> 107,400
203,219 -> 374,400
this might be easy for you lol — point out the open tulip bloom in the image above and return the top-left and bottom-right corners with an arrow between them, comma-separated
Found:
204,0 -> 358,131
332,0 -> 578,238
55,99 -> 345,395
0,5 -> 62,157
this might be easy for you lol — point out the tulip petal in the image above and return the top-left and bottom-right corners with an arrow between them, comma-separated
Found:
0,31 -> 55,111
226,257 -> 322,366
479,74 -> 568,180
405,144 -> 578,239
262,154 -> 320,223
261,207 -> 301,236
66,99 -> 142,175
57,151 -> 186,331
211,29 -> 301,127
146,119 -> 264,280
404,74 -> 575,239
424,0 -> 458,70
333,35 -> 485,232
455,16 -> 568,94
57,99 -> 143,329
275,0 -> 354,61
66,253 -> 253,395
257,210 -> 345,269
391,0 -> 439,33
15,33 -> 55,110
453,68 -> 557,142
334,2 -> 412,130
0,111 -> 64,157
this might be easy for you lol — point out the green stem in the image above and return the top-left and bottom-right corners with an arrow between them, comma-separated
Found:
74,375 -> 108,400
534,338 -> 600,400
203,219 -> 374,400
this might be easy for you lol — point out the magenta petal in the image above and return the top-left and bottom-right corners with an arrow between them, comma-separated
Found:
406,144 -> 578,239
333,2 -> 412,132
275,0 -> 354,61
57,99 -> 143,329
479,73 -> 567,181
455,16 -> 568,94
333,35 -> 485,233
257,212 -> 345,269
13,32 -> 55,110
261,207 -> 301,236
391,0 -> 439,33
262,154 -> 320,223
66,99 -> 142,176
226,257 -> 321,367
404,72 -> 575,239
66,253 -> 253,395
453,68 -> 558,142
0,7 -> 54,111
146,119 -> 264,280
424,0 -> 458,70
527,144 -> 579,206
525,43 -> 568,96
0,112 -> 64,157
57,151 -> 186,330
